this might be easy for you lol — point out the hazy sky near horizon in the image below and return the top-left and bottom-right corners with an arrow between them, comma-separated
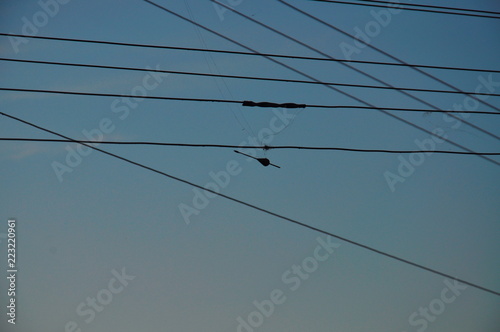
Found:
0,0 -> 499,331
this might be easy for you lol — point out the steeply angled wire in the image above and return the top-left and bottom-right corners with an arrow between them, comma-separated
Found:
132,1 -> 500,167
1,110 -> 498,297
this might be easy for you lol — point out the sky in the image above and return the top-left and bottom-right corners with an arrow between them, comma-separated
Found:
0,0 -> 499,331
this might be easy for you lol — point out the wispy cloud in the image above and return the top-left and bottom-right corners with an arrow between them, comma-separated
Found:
0,91 -> 52,102
1,132 -> 136,162
1,141 -> 62,160
52,74 -> 144,93
0,73 -> 147,103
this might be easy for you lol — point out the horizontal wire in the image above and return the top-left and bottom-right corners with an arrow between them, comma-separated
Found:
2,57 -> 499,97
1,87 -> 498,114
2,137 -> 499,155
0,33 -> 498,73
310,0 -> 500,19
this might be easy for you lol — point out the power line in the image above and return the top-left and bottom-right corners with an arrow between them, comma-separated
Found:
277,0 -> 500,114
1,110 -> 498,297
310,0 -> 500,20
3,57 -> 500,97
0,87 -> 239,104
212,0 -> 500,143
0,33 -> 498,74
3,137 -> 499,155
344,0 -> 500,16
2,87 -> 498,115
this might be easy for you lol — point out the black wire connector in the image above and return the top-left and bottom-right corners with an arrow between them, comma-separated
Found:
242,100 -> 306,109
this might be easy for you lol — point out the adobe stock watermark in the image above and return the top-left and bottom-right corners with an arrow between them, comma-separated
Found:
64,268 -> 135,332
236,236 -> 340,331
178,108 -> 297,225
384,74 -> 500,192
212,0 -> 244,21
402,279 -> 467,332
51,66 -> 169,182
8,0 -> 72,53
339,0 -> 408,60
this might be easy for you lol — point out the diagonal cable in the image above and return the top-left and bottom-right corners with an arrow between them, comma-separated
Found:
1,110 -> 498,296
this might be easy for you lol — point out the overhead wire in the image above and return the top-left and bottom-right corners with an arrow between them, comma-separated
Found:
355,0 -> 500,14
2,87 -> 498,115
309,0 -> 500,20
333,0 -> 500,15
1,110 -> 499,297
1,33 -> 499,74
276,0 -> 500,114
2,137 -> 499,155
213,0 -> 500,143
3,57 -> 500,97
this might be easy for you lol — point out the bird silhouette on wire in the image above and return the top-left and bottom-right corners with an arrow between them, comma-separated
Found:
234,150 -> 281,168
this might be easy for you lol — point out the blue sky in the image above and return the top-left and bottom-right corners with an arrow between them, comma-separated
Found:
0,0 -> 499,331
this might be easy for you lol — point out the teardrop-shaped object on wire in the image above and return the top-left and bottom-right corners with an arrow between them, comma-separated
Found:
234,150 -> 281,168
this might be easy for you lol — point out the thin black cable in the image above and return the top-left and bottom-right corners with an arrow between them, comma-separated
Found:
1,110 -> 498,297
327,106 -> 497,115
310,0 -> 500,20
215,0 -> 500,142
3,137 -> 499,155
0,33 -> 498,74
277,0 -> 500,114
0,87 -> 239,104
2,57 -> 500,97
345,0 -> 500,15
2,87 -> 498,115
